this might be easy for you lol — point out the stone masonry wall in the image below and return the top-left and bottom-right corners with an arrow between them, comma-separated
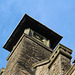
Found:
60,54 -> 71,75
3,34 -> 52,75
49,54 -> 61,75
49,54 -> 71,75
34,53 -> 71,75
35,63 -> 50,75
3,35 -> 31,75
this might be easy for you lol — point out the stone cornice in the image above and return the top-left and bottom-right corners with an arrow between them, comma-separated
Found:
55,43 -> 72,54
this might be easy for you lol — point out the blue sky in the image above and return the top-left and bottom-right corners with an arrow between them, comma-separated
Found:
0,0 -> 75,69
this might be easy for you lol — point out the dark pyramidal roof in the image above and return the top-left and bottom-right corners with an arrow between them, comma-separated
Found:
3,14 -> 63,52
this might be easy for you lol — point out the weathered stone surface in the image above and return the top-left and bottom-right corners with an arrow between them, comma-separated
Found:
34,44 -> 72,75
3,38 -> 72,75
35,63 -> 50,75
3,34 -> 52,75
60,54 -> 71,75
33,54 -> 71,75
49,54 -> 71,75
49,55 -> 61,75
34,54 -> 71,75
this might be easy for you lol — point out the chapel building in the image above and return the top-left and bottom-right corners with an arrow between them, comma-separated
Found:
0,14 -> 75,75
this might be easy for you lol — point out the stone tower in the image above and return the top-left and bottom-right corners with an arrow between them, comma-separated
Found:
3,14 -> 72,75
